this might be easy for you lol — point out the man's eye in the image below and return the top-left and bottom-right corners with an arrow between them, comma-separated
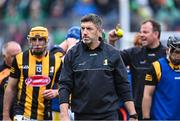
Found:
38,37 -> 46,41
31,37 -> 46,41
31,37 -> 37,41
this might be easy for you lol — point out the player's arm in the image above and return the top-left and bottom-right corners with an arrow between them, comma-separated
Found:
60,103 -> 70,121
142,85 -> 155,119
3,54 -> 20,120
3,77 -> 18,120
142,62 -> 159,119
59,50 -> 74,121
124,101 -> 138,120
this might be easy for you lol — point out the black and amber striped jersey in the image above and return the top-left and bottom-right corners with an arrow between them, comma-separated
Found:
0,63 -> 10,120
10,50 -> 63,120
0,63 -> 10,95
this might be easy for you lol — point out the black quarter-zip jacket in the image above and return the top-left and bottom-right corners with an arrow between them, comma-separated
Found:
120,43 -> 166,109
59,39 -> 133,114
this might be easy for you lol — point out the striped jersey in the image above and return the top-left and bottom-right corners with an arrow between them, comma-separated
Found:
10,50 -> 62,120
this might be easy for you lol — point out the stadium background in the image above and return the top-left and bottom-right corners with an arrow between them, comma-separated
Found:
0,0 -> 180,63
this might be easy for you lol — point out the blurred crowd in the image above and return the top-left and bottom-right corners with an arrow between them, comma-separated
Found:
130,0 -> 180,31
0,0 -> 180,52
0,0 -> 119,50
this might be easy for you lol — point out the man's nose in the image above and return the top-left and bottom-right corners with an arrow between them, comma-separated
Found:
34,38 -> 41,43
82,29 -> 88,35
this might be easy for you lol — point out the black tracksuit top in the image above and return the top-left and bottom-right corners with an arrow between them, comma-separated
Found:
59,40 -> 133,114
120,43 -> 166,108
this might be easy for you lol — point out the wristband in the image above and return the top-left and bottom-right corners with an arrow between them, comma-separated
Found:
129,113 -> 138,119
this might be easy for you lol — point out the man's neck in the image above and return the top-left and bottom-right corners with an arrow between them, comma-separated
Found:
87,40 -> 101,50
147,40 -> 160,49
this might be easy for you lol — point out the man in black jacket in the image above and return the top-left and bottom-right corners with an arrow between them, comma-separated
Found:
109,20 -> 167,119
59,13 -> 137,120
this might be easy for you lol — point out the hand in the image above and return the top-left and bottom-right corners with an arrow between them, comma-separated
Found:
42,89 -> 58,99
108,29 -> 122,46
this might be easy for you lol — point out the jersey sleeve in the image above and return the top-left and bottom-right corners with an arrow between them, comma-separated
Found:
145,61 -> 161,85
10,57 -> 20,78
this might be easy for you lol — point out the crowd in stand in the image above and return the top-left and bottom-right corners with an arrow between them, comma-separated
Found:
0,0 -> 179,59
130,0 -> 180,31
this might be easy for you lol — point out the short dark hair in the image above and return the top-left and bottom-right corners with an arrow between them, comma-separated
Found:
80,13 -> 102,29
142,20 -> 161,39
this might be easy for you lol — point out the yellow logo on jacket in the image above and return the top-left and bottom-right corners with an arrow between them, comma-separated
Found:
103,59 -> 108,65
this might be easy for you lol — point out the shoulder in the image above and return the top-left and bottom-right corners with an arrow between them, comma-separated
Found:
158,43 -> 167,53
152,58 -> 167,70
67,41 -> 82,54
152,58 -> 166,81
50,45 -> 65,55
49,50 -> 63,58
122,46 -> 143,55
62,42 -> 82,62
103,43 -> 122,61
15,51 -> 24,60
152,60 -> 161,68
103,42 -> 119,53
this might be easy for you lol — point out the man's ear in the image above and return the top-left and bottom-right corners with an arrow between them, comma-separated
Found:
154,31 -> 159,38
98,28 -> 103,37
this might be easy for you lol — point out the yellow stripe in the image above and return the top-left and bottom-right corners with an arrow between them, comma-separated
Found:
16,53 -> 23,104
24,51 -> 35,117
42,51 -> 49,76
152,61 -> 161,82
51,52 -> 62,88
37,52 -> 49,120
0,68 -> 10,84
10,67 -> 15,73
145,74 -> 152,81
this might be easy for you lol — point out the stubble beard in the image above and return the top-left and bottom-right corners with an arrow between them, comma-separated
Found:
82,39 -> 92,45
